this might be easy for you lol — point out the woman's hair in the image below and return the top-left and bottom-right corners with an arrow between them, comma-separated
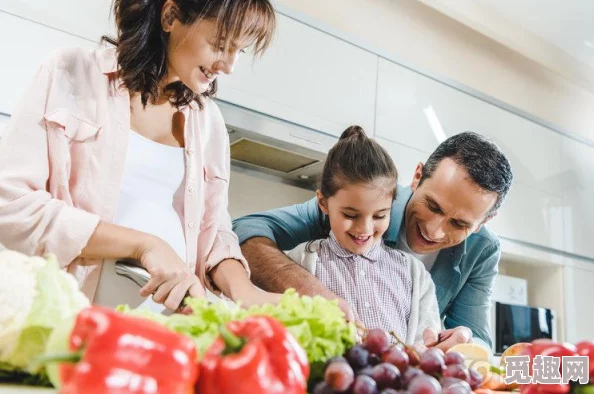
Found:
104,0 -> 276,108
320,126 -> 398,199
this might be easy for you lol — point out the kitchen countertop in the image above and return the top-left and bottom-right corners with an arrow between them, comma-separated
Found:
0,385 -> 55,393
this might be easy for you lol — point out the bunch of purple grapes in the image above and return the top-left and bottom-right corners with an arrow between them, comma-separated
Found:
313,328 -> 484,394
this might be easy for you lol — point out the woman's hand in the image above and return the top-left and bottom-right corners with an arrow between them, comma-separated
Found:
137,236 -> 206,310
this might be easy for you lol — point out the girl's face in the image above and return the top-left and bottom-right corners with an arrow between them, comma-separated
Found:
165,17 -> 250,94
317,181 -> 394,255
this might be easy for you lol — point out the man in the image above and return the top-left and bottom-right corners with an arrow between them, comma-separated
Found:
232,131 -> 513,350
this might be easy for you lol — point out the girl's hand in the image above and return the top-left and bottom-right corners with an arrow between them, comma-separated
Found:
232,286 -> 282,308
137,236 -> 206,310
208,259 -> 282,308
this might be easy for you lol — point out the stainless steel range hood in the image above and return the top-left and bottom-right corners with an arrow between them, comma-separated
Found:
216,100 -> 337,190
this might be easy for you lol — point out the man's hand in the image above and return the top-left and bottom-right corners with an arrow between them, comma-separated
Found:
422,326 -> 473,352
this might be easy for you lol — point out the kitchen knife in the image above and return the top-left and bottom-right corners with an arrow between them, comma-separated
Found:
115,260 -> 150,287
114,260 -> 190,311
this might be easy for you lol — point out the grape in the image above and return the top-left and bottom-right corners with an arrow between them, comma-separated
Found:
405,346 -> 421,366
467,367 -> 483,390
402,366 -> 423,388
357,366 -> 374,377
353,374 -> 379,394
444,352 -> 465,366
432,347 -> 445,357
440,377 -> 464,388
382,346 -> 409,372
408,374 -> 441,394
369,353 -> 381,366
371,363 -> 401,390
419,348 -> 445,376
441,379 -> 472,394
364,328 -> 390,355
325,356 -> 348,368
443,364 -> 470,382
347,345 -> 370,370
325,361 -> 355,392
312,381 -> 333,394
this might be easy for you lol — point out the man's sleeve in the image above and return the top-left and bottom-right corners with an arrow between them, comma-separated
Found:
443,240 -> 500,348
232,197 -> 324,250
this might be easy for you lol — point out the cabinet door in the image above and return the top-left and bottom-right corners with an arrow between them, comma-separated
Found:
564,265 -> 594,343
1,0 -> 114,40
217,14 -> 378,137
375,58 -> 563,193
0,13 -> 95,115
375,58 -> 569,250
0,113 -> 9,139
561,138 -> 594,259
375,137 -> 429,187
488,183 -> 565,250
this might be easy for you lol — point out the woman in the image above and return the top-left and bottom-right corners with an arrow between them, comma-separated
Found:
0,0 -> 278,311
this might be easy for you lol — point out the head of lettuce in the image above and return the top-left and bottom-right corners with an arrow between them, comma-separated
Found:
0,249 -> 89,373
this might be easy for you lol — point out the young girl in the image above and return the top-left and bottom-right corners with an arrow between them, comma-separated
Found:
286,126 -> 441,344
0,0 -> 279,311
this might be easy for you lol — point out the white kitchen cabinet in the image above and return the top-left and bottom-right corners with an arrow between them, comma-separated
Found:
489,182 -> 565,251
563,263 -> 594,343
375,58 -> 563,195
1,0 -> 114,40
217,14 -> 378,137
0,13 -> 96,115
0,113 -> 9,139
374,137 -> 429,187
375,57 -> 571,251
560,138 -> 594,259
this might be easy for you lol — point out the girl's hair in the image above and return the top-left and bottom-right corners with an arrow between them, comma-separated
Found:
104,0 -> 276,108
320,126 -> 398,199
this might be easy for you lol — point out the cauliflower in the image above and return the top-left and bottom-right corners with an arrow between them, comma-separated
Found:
0,249 -> 89,372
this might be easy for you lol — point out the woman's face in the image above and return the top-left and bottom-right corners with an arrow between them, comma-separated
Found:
165,18 -> 250,94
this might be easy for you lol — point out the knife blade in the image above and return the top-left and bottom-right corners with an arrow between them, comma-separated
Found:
114,260 -> 190,311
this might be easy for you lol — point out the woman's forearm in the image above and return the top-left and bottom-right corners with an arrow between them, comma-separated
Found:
80,221 -> 155,261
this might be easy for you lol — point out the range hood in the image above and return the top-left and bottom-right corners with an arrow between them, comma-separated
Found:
216,100 -> 337,190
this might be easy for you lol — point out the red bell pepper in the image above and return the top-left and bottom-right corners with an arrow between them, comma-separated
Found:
576,340 -> 594,377
520,340 -> 578,394
198,315 -> 309,394
58,306 -> 198,394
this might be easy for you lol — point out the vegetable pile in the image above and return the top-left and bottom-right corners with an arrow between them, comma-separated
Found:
0,249 -> 89,384
118,289 -> 356,373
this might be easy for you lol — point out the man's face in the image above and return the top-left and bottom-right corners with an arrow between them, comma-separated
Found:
405,158 -> 498,254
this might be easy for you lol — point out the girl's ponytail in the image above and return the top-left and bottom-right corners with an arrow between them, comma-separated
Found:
320,125 -> 398,199
339,125 -> 366,141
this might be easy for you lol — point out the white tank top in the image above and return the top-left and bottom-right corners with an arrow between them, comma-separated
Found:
94,130 -> 186,310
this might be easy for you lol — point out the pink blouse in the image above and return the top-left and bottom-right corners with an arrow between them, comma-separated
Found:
0,47 -> 248,300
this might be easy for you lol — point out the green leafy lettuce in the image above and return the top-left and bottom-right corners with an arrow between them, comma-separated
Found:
118,289 -> 356,365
